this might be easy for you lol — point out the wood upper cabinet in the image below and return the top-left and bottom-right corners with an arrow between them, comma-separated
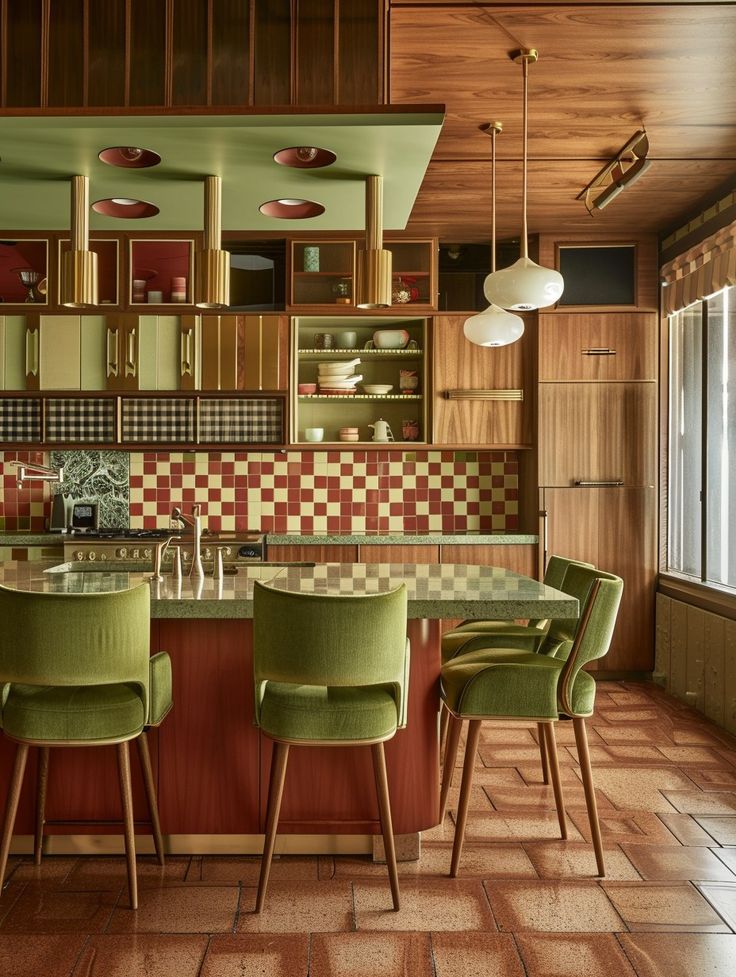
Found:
538,381 -> 656,488
201,314 -> 288,391
432,315 -> 531,447
538,313 -> 657,381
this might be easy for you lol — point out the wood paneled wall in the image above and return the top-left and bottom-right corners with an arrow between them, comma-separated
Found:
0,0 -> 385,109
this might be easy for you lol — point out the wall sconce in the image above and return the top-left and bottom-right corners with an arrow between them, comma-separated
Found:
579,129 -> 652,213
195,175 -> 230,309
356,175 -> 392,309
62,175 -> 98,307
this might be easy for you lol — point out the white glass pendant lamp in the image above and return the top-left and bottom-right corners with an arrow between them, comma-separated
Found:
464,122 -> 525,348
483,49 -> 563,312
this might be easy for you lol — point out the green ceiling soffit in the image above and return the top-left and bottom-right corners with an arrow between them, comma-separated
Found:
0,110 -> 444,232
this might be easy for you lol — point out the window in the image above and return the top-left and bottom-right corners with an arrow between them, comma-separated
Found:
668,286 -> 736,590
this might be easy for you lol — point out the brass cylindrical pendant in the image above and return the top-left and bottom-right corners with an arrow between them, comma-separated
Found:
196,176 -> 230,308
63,175 -> 98,307
356,175 -> 392,308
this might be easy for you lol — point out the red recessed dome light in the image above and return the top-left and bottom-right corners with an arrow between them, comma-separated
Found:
92,197 -> 159,219
273,146 -> 336,169
259,198 -> 325,219
98,146 -> 161,169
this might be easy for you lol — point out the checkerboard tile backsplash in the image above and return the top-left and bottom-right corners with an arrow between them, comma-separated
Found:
0,449 -> 519,534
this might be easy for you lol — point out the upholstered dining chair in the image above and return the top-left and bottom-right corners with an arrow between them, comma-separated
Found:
439,566 -> 623,879
0,584 -> 172,909
252,580 -> 409,912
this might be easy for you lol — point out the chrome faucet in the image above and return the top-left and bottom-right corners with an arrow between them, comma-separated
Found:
150,535 -> 181,582
10,461 -> 64,489
171,504 -> 204,580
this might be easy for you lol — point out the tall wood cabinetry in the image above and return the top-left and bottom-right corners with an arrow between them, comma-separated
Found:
536,237 -> 658,673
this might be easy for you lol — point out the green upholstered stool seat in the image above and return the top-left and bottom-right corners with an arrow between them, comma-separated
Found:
259,682 -> 399,743
2,682 -> 146,743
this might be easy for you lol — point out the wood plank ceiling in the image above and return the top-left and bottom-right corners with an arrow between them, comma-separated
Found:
389,2 -> 736,242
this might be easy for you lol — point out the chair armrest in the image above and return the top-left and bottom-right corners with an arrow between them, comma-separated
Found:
147,652 -> 173,727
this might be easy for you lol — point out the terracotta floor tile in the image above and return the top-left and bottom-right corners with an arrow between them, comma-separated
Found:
64,857 -> 190,889
670,727 -> 727,747
330,845 -> 537,880
580,745 -> 673,765
576,767 -> 695,813
712,848 -> 736,874
200,934 -> 309,977
186,856 -> 319,884
657,747 -> 728,766
618,933 -> 736,977
0,881 -> 25,927
0,884 -> 118,934
107,885 -> 238,934
657,813 -> 720,846
431,931 -> 525,977
461,810 -> 585,844
606,692 -> 655,707
523,843 -> 640,881
593,725 -> 674,746
517,764 -> 582,787
602,881 -> 729,932
11,858 -> 78,882
484,784 -> 613,813
663,791 -> 736,815
354,879 -> 495,931
237,881 -> 353,933
72,934 -> 208,976
421,814 -> 458,844
479,745 -> 566,767
693,817 -> 736,844
0,934 -> 87,977
443,784 -> 496,814
310,932 -> 433,977
620,845 -> 736,882
686,767 -> 736,790
516,933 -> 637,977
595,709 -> 662,724
565,810 -> 678,847
479,726 -> 538,746
697,882 -> 736,931
485,880 -> 624,932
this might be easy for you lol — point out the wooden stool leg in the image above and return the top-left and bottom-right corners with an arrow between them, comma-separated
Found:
256,741 -> 290,913
573,716 -> 605,877
450,719 -> 482,878
537,722 -> 550,784
0,742 -> 29,889
439,714 -> 463,822
136,733 -> 165,866
116,741 -> 138,910
34,747 -> 50,866
371,741 -> 400,912
544,723 -> 567,839
439,703 -> 449,759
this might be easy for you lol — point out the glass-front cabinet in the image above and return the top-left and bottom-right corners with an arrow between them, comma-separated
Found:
292,316 -> 428,446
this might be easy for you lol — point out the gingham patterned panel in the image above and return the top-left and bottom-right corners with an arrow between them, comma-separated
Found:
198,398 -> 283,443
122,398 -> 194,443
0,399 -> 42,442
45,398 -> 116,443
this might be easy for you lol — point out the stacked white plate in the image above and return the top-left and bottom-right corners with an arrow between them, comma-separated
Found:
317,358 -> 362,394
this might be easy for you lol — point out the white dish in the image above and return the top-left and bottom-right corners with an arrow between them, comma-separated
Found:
318,374 -> 363,388
361,384 -> 393,395
317,358 -> 361,376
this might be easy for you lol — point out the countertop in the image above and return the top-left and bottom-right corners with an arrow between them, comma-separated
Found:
0,531 -> 537,547
0,560 -> 575,621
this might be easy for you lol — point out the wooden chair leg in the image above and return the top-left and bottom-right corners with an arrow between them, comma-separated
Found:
537,722 -> 550,784
439,703 -> 449,759
450,719 -> 482,878
136,733 -> 165,866
543,723 -> 567,839
0,742 -> 29,889
116,741 -> 138,910
34,746 -> 50,866
256,741 -> 290,913
371,741 -> 400,912
573,716 -> 605,877
439,713 -> 464,822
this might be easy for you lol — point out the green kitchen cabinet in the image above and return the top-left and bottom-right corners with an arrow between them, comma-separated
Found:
0,314 -> 28,389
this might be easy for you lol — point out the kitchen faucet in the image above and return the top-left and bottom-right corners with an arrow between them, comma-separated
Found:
9,461 -> 64,489
150,535 -> 182,582
171,504 -> 204,580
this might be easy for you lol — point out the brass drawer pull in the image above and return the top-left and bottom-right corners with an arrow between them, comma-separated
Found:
445,389 -> 523,401
582,348 -> 617,355
106,328 -> 119,378
25,328 -> 39,377
574,479 -> 624,487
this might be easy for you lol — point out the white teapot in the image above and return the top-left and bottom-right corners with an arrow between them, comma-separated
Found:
368,419 -> 394,442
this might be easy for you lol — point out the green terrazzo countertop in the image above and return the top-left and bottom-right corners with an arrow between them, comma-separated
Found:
0,532 -> 537,546
0,560 -> 575,621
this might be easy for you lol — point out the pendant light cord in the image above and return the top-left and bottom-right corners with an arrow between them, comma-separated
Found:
520,54 -> 529,261
491,125 -> 497,274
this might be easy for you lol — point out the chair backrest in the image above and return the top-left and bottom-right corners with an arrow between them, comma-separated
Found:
527,555 -> 596,633
0,583 -> 152,714
558,566 -> 624,714
253,581 -> 409,725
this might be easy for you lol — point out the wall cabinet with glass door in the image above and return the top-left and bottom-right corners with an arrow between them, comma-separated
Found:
292,316 -> 427,446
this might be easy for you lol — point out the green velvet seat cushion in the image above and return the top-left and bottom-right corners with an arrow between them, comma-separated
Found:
441,649 -> 596,720
442,625 -> 546,664
2,682 -> 145,742
148,652 -> 173,726
259,681 -> 399,743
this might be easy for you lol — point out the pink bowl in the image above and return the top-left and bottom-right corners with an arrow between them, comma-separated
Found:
298,382 -> 317,395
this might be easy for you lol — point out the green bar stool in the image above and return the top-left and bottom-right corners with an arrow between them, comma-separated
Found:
253,580 -> 409,913
0,584 -> 172,909
440,566 -> 623,878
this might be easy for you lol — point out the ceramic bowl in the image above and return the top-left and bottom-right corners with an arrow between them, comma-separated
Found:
362,384 -> 393,395
372,329 -> 410,349
298,382 -> 317,395
304,428 -> 324,442
317,358 -> 361,376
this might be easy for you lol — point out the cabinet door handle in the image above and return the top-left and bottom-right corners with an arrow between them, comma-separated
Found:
125,328 -> 137,378
106,328 -> 119,378
25,329 -> 39,377
181,328 -> 193,377
582,348 -> 617,355
445,388 -> 523,401
574,479 -> 624,487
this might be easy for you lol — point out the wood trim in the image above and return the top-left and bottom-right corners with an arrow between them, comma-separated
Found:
206,0 -> 213,106
290,0 -> 298,105
124,0 -> 131,106
81,0 -> 89,107
39,0 -> 51,108
248,0 -> 255,105
658,574 -> 736,623
658,312 -> 669,574
0,0 -> 7,106
164,0 -> 174,107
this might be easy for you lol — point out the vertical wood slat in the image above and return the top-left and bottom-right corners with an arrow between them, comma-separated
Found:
0,0 -> 5,106
47,0 -> 84,107
87,0 -> 126,107
40,0 -> 49,107
128,0 -> 166,106
253,0 -> 291,105
210,0 -> 250,106
164,0 -> 174,106
171,0 -> 208,106
294,0 -> 335,105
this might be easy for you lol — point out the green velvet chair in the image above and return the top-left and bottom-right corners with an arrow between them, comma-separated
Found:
253,580 -> 409,913
439,565 -> 623,879
0,584 -> 172,909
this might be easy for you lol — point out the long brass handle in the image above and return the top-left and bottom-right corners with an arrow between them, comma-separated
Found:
582,348 -> 617,355
125,328 -> 137,378
25,329 -> 39,377
181,328 -> 193,377
574,479 -> 624,487
445,389 -> 523,401
106,327 -> 119,378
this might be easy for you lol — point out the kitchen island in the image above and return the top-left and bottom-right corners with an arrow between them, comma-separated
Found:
0,561 -> 576,856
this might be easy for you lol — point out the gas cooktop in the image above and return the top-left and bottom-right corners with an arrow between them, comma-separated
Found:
69,529 -> 174,540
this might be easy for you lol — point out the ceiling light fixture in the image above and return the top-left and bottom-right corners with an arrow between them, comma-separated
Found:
464,122 -> 525,348
578,129 -> 652,213
356,175 -> 392,309
62,175 -> 98,307
484,49 -> 564,312
195,175 -> 230,309
98,146 -> 161,169
273,146 -> 337,169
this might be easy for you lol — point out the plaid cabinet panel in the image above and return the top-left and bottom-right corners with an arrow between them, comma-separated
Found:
121,398 -> 195,443
199,398 -> 284,444
45,398 -> 116,443
0,399 -> 42,442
